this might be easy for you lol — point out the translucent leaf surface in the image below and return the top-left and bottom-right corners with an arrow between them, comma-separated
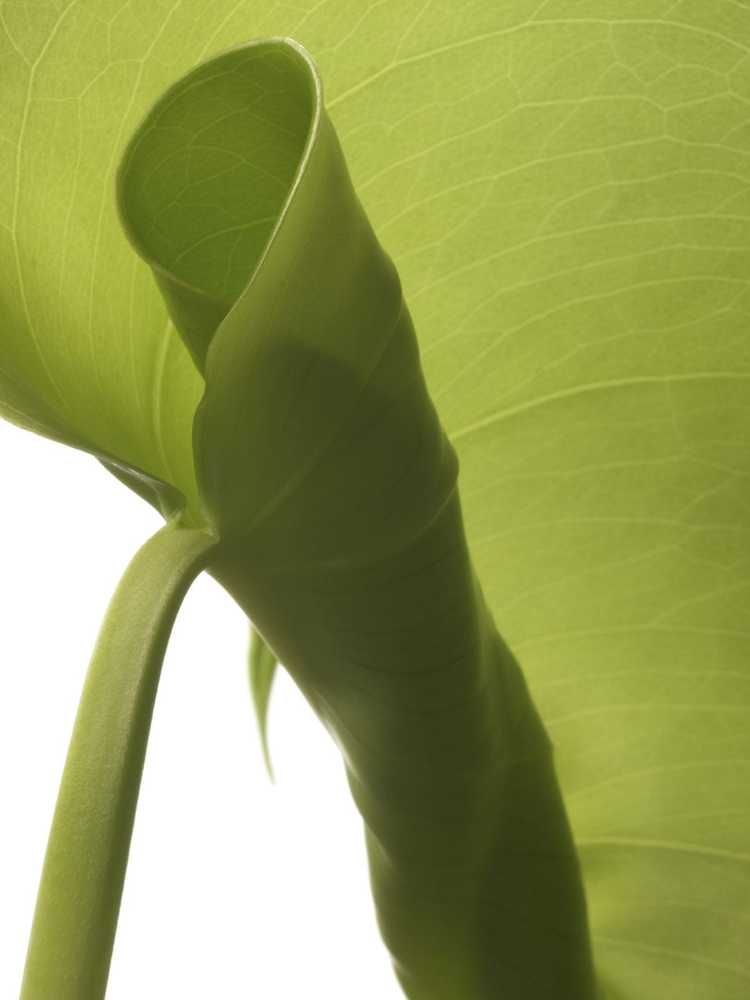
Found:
2,4 -> 749,997
118,43 -> 597,998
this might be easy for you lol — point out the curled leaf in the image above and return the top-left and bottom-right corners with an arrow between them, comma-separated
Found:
117,40 -> 597,999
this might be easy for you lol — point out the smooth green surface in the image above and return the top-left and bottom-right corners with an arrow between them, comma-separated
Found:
1,4 -> 749,999
20,524 -> 215,1000
248,625 -> 278,780
119,42 -> 596,997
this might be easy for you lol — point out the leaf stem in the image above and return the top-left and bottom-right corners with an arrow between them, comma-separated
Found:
20,523 -> 215,1000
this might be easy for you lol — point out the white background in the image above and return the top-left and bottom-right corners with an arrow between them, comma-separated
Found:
0,418 -> 403,998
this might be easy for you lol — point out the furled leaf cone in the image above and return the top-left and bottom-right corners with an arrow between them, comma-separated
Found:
118,38 -> 598,999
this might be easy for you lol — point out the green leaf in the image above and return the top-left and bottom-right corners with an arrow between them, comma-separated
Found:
20,524 -> 215,1000
119,41 -> 598,999
248,625 -> 278,781
2,5 -> 749,999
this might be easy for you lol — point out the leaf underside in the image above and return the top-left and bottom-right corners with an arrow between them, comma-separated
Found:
1,4 -> 749,998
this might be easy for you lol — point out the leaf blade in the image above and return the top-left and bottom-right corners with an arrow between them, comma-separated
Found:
118,42 -> 598,999
248,625 -> 278,782
3,4 -> 750,997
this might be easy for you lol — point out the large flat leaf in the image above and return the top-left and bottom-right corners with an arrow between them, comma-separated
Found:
2,3 -> 749,997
